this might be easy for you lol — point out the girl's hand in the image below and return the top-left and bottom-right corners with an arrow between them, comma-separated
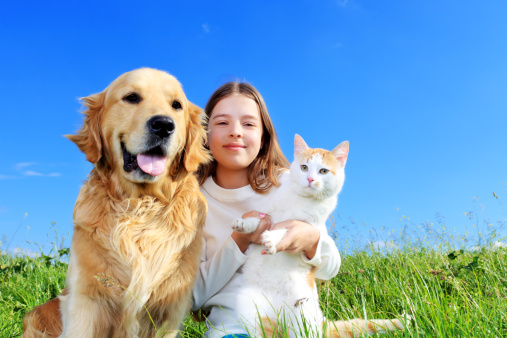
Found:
231,211 -> 272,253
268,220 -> 320,259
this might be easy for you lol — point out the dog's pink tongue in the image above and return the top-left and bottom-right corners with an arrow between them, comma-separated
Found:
137,154 -> 167,176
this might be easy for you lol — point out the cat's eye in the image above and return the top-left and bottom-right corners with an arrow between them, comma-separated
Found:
319,168 -> 329,175
300,165 -> 308,172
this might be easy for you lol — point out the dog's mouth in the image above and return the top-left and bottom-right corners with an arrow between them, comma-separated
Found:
122,143 -> 167,176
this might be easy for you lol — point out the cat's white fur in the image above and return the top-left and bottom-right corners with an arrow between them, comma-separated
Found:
232,134 -> 348,337
232,135 -> 411,337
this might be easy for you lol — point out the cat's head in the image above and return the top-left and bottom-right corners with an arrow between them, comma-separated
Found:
289,134 -> 349,199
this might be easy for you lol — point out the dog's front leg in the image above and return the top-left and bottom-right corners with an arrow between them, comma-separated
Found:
59,291 -> 112,338
59,252 -> 114,338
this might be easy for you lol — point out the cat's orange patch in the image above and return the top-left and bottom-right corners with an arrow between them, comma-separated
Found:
393,319 -> 404,330
325,320 -> 354,338
298,149 -> 340,175
259,316 -> 280,337
345,323 -> 354,337
307,267 -> 316,289
367,320 -> 375,333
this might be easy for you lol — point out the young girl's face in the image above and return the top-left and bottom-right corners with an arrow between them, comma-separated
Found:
208,94 -> 264,172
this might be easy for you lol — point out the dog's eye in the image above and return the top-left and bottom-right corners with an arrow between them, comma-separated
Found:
122,93 -> 142,104
172,101 -> 182,110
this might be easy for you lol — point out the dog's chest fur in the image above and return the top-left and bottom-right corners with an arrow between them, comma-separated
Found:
71,173 -> 205,335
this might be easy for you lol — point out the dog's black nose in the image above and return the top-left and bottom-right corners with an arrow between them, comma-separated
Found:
148,116 -> 175,138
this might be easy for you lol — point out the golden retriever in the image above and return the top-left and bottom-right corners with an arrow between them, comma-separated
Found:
22,68 -> 210,337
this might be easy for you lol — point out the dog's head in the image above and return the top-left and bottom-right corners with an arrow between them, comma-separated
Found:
67,68 -> 209,187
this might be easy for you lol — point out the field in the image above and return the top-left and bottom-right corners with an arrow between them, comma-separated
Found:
1,227 -> 506,337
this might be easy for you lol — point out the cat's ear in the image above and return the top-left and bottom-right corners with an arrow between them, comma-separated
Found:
294,134 -> 309,157
332,141 -> 349,167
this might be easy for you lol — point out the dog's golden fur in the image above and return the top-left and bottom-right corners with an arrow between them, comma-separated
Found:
22,68 -> 210,337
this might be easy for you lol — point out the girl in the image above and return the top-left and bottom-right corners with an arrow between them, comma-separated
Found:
192,82 -> 341,338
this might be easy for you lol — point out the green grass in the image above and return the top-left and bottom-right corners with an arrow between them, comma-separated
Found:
0,250 -> 67,337
1,239 -> 506,337
321,245 -> 507,336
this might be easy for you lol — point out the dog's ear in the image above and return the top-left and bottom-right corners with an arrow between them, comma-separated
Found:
183,102 -> 211,172
65,92 -> 105,164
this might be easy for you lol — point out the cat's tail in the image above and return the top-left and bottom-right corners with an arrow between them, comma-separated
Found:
324,313 -> 412,337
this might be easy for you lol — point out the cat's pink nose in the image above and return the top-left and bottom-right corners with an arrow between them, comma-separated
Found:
307,178 -> 314,184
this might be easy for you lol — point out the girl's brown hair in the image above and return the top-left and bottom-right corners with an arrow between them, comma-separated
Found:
197,82 -> 289,193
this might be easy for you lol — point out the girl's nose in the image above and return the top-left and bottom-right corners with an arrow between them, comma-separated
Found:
229,124 -> 243,138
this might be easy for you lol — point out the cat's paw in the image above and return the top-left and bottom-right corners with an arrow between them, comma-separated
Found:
231,217 -> 260,234
231,218 -> 245,232
261,229 -> 287,255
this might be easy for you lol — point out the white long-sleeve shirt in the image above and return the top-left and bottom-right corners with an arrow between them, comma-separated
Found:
192,175 -> 341,338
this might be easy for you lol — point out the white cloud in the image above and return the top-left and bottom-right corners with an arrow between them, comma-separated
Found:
14,167 -> 62,177
371,241 -> 386,249
472,241 -> 507,251
0,170 -> 61,178
8,163 -> 66,179
23,170 -> 44,176
202,23 -> 210,34
371,241 -> 399,250
8,247 -> 39,257
15,162 -> 37,170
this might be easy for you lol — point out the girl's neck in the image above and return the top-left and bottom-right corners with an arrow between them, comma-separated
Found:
213,165 -> 249,189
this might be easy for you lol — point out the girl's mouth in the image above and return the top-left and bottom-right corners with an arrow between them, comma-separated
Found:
223,144 -> 246,150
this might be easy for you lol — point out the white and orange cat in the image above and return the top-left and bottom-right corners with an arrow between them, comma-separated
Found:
232,135 -> 410,337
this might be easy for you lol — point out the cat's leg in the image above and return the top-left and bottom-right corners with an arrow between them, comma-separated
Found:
299,295 -> 323,338
231,217 -> 261,233
261,229 -> 288,255
236,289 -> 268,337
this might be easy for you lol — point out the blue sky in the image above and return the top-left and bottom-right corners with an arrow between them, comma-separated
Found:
1,1 -> 506,255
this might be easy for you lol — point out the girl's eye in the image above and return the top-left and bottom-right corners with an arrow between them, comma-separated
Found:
301,165 -> 308,172
319,168 -> 329,174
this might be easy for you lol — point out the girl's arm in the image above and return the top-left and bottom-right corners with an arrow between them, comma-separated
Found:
270,220 -> 341,280
191,211 -> 272,310
192,236 -> 246,311
231,210 -> 272,252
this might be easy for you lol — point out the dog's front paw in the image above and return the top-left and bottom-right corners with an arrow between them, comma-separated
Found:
232,217 -> 260,234
261,229 -> 287,255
